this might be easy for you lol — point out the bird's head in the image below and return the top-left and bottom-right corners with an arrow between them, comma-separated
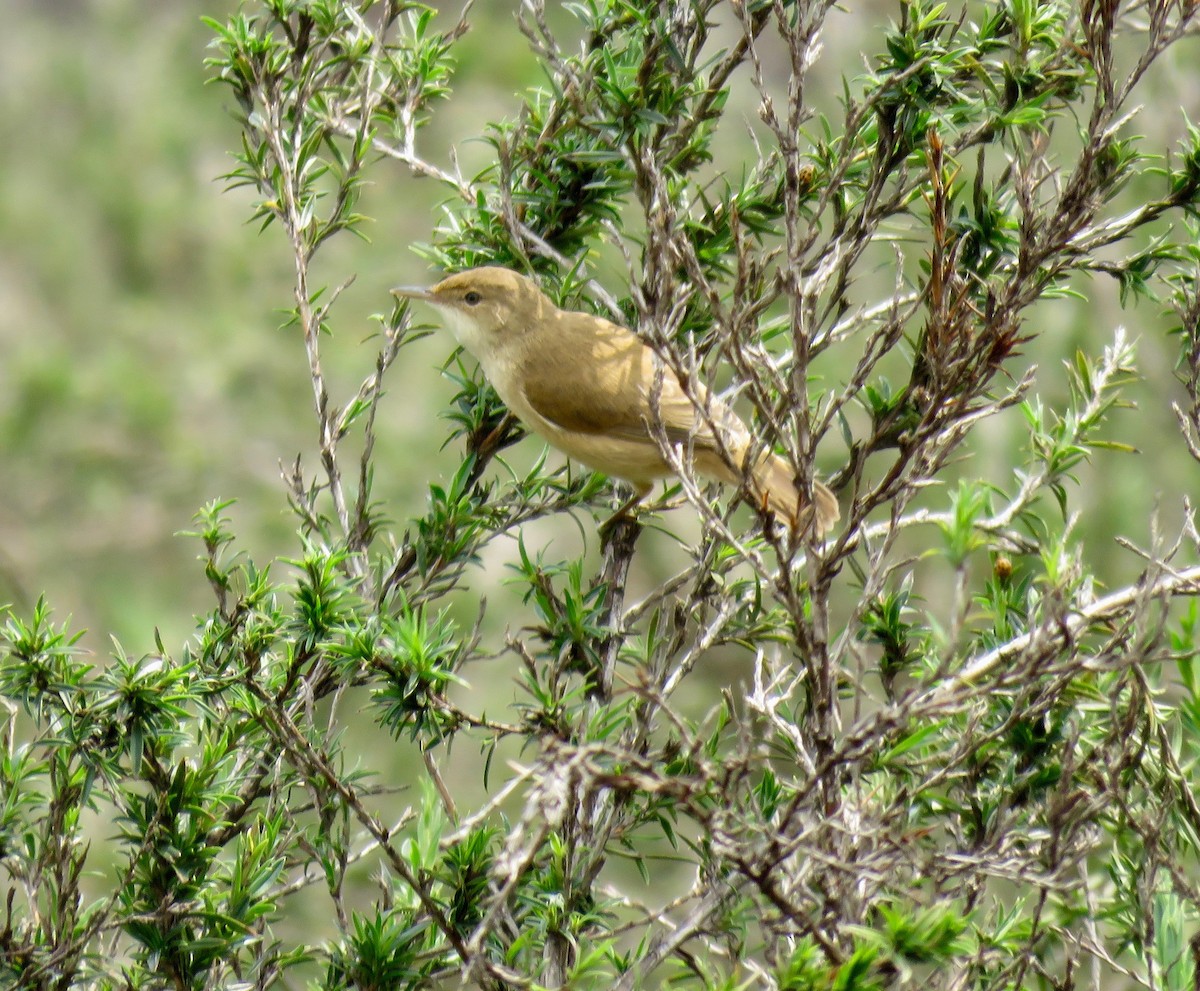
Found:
392,266 -> 547,357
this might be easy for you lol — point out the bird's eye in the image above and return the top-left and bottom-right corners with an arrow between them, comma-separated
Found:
464,291 -> 482,305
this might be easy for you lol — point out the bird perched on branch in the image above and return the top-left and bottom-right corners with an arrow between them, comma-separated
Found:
393,267 -> 839,536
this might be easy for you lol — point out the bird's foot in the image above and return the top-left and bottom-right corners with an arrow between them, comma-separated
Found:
598,487 -> 649,545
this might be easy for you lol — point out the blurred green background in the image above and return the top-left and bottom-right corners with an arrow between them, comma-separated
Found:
1,0 -> 1197,660
0,0 -> 548,650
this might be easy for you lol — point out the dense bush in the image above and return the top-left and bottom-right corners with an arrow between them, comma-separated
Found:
4,1 -> 1200,989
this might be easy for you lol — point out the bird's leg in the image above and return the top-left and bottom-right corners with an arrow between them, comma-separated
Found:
598,483 -> 652,543
469,410 -> 520,462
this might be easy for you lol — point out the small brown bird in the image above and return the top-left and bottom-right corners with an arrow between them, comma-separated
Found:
392,267 -> 839,535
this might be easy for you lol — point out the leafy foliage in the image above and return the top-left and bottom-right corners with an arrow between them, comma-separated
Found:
4,1 -> 1200,990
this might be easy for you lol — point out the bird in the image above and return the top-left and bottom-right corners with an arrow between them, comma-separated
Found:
392,267 -> 839,535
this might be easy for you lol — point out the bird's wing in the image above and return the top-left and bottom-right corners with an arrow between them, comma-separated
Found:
519,312 -> 731,449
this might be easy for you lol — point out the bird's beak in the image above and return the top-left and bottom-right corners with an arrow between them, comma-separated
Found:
390,285 -> 434,302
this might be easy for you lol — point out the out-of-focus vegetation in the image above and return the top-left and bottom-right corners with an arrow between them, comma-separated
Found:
0,0 -> 548,646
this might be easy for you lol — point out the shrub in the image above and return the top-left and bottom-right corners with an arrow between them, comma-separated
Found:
4,2 -> 1200,989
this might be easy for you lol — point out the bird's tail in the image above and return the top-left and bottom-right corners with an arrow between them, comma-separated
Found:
750,452 -> 840,536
